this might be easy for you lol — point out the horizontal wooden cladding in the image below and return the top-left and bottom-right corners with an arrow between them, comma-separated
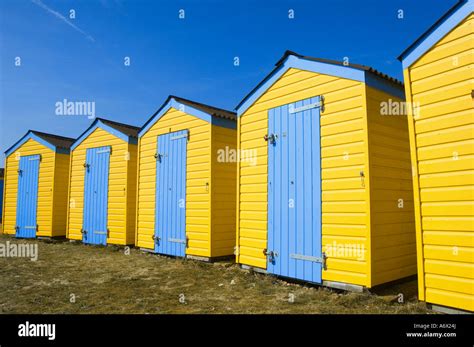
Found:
418,154 -> 474,174
423,230 -> 473,246
405,13 -> 474,311
417,138 -> 474,161
366,86 -> 416,285
3,138 -> 55,235
420,185 -> 473,202
52,153 -> 71,236
67,127 -> 132,244
136,108 -> 212,255
423,244 -> 473,263
238,67 -> 370,287
422,201 -> 474,216
425,258 -> 473,280
411,63 -> 472,96
416,95 -> 472,125
425,287 -> 473,312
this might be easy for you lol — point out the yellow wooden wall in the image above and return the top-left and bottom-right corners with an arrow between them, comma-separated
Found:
404,13 -> 474,311
2,139 -> 55,236
51,153 -> 71,236
67,127 -> 135,245
126,143 -> 138,245
136,108 -> 212,257
365,87 -> 416,286
237,67 -> 372,287
210,125 -> 237,257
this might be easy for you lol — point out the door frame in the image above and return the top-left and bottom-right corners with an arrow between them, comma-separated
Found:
15,154 -> 41,238
154,130 -> 188,257
82,146 -> 111,245
266,96 -> 324,283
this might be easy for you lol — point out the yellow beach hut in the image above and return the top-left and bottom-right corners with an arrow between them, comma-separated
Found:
66,118 -> 139,246
399,0 -> 473,312
2,130 -> 74,238
136,96 -> 237,260
235,50 -> 416,291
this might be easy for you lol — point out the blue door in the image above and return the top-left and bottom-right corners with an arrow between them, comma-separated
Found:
15,155 -> 41,238
82,146 -> 111,245
267,96 -> 323,283
154,130 -> 188,257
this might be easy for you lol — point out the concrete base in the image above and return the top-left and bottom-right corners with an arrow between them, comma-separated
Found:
240,264 -> 268,274
140,249 -> 234,263
429,304 -> 472,315
37,236 -> 66,242
140,247 -> 155,254
323,280 -> 365,293
239,264 -> 366,293
186,254 -> 234,263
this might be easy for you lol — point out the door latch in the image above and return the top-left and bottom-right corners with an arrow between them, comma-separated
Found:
80,228 -> 87,235
264,133 -> 278,144
152,235 -> 161,242
263,248 -> 278,261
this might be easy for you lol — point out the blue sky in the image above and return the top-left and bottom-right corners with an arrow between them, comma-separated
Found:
0,0 -> 457,162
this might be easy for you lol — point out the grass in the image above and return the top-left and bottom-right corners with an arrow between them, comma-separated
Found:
0,234 -> 432,314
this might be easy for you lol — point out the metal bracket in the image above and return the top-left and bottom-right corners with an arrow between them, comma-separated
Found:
80,229 -> 87,235
152,234 -> 161,242
290,252 -> 327,270
93,231 -> 107,235
171,134 -> 188,141
168,238 -> 186,245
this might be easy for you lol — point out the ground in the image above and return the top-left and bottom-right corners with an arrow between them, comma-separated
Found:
0,234 -> 432,314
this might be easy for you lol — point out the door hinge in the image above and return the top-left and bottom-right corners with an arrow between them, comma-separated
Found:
290,252 -> 327,270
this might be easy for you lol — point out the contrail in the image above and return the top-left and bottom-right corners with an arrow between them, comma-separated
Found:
31,0 -> 95,42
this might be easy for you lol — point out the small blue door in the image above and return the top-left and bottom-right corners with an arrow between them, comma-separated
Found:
15,155 -> 41,238
267,96 -> 323,283
82,146 -> 111,245
154,130 -> 188,257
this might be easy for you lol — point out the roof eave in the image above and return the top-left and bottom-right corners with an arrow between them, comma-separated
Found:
398,0 -> 471,68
